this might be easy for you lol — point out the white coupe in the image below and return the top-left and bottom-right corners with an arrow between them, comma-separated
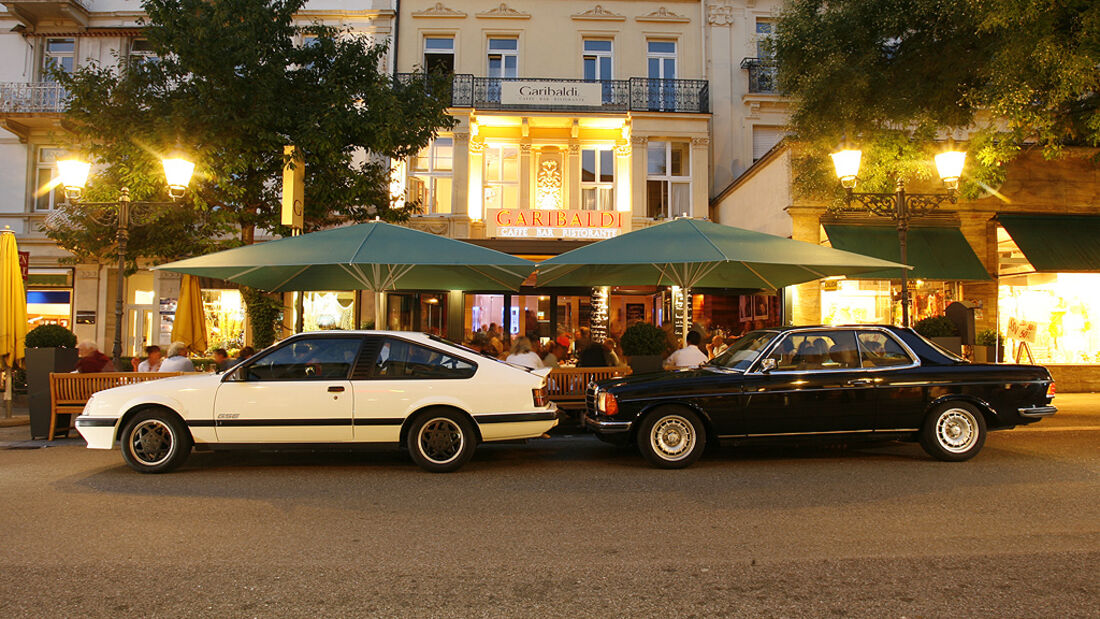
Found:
75,331 -> 558,473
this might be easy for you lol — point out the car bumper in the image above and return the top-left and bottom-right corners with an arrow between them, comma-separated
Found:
474,406 -> 559,441
583,412 -> 632,434
1018,405 -> 1057,418
74,416 -> 118,449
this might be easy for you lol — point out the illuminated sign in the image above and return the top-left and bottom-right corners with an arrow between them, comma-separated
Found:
500,81 -> 603,107
487,209 -> 629,240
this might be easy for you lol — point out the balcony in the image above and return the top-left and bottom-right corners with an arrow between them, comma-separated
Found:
398,74 -> 709,114
1,0 -> 90,29
740,58 -> 778,94
0,82 -> 68,140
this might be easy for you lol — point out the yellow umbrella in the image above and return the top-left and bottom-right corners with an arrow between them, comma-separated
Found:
0,230 -> 27,418
171,274 -> 208,355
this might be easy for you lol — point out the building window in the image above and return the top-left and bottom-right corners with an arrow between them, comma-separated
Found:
581,148 -> 614,211
484,144 -> 519,211
424,36 -> 455,74
583,40 -> 612,81
35,148 -> 67,211
130,38 -> 157,65
41,38 -> 75,81
752,126 -> 785,161
487,38 -> 518,78
646,141 -> 691,219
755,19 -> 774,59
646,40 -> 676,79
408,137 -> 453,214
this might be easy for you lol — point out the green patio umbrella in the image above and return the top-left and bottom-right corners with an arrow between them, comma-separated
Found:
156,221 -> 536,328
536,218 -> 909,343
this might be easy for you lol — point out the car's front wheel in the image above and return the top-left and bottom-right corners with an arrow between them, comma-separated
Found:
637,407 -> 706,469
120,409 -> 193,474
407,410 -> 477,473
920,402 -> 987,462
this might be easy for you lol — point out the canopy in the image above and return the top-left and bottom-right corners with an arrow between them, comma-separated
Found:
536,218 -> 909,289
156,221 -> 536,292
998,214 -> 1100,273
823,224 -> 990,280
0,231 -> 27,418
171,274 -> 209,355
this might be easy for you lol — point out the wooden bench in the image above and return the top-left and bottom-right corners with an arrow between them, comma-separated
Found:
546,366 -> 632,419
48,372 -> 183,440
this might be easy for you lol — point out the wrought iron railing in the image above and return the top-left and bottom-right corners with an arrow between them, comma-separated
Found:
398,74 -> 709,114
740,58 -> 779,94
0,82 -> 68,113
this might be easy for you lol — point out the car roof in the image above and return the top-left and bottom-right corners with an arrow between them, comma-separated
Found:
766,324 -> 909,334
282,330 -> 438,343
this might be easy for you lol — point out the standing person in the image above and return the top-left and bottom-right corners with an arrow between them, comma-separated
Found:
665,331 -> 709,369
75,341 -> 112,373
505,337 -> 543,370
160,341 -> 196,372
212,348 -> 232,372
132,345 -> 163,372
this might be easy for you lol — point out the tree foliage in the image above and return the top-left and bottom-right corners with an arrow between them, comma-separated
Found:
48,0 -> 454,267
774,0 -> 1100,199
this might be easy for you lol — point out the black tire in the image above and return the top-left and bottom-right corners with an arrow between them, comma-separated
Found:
406,410 -> 477,473
919,401 -> 987,462
637,407 -> 706,469
120,409 -> 193,474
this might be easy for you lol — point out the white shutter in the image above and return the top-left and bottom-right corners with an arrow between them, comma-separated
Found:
752,126 -> 784,161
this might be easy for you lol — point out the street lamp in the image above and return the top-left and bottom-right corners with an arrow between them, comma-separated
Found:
58,155 -> 195,370
830,144 -> 966,328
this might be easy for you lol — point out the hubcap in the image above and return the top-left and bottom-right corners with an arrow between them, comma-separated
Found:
418,418 -> 464,465
651,415 -> 695,461
129,419 -> 174,466
936,409 -> 978,453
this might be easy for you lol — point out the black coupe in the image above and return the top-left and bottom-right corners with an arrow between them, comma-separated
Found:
585,325 -> 1056,468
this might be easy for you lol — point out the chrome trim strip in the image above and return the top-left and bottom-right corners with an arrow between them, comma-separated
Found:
583,414 -> 632,433
720,428 -> 920,439
1018,405 -> 1057,418
747,326 -> 920,375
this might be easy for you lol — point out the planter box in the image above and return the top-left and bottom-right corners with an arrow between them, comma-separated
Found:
973,345 -> 1005,364
626,354 -> 664,375
26,347 -> 79,439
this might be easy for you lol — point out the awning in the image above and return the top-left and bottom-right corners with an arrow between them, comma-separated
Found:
997,214 -> 1100,272
823,225 -> 990,281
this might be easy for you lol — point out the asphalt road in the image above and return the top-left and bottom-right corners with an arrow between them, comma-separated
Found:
1,395 -> 1097,618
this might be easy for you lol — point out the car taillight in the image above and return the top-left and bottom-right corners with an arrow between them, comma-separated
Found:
598,392 -> 619,417
532,386 -> 549,407
1046,381 -> 1056,399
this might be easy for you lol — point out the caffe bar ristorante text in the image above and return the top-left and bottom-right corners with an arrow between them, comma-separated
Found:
486,208 -> 630,240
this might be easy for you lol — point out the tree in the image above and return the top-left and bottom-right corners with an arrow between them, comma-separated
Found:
774,0 -> 1100,199
49,0 -> 454,257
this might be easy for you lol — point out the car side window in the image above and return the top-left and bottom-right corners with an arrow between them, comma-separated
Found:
765,331 -> 860,371
373,339 -> 476,379
244,338 -> 363,381
857,332 -> 913,367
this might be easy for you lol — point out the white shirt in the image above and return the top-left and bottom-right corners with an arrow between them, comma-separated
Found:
137,359 -> 162,372
506,351 -> 543,370
666,345 -> 709,369
159,355 -> 196,372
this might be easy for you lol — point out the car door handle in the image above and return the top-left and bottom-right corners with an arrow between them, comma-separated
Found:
327,386 -> 345,393
847,378 -> 873,386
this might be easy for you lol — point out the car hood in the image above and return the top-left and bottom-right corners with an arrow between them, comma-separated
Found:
90,373 -> 222,404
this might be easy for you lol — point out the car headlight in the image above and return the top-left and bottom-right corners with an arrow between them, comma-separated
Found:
597,392 -> 619,417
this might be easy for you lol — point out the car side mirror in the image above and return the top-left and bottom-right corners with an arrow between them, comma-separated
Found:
759,358 -> 777,374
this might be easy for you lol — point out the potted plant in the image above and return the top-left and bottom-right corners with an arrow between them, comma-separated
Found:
24,324 -> 79,439
620,322 -> 668,375
974,329 -> 1002,363
913,315 -> 962,356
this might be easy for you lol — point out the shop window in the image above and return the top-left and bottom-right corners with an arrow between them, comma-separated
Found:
581,148 -> 614,211
130,38 -> 158,65
646,141 -> 691,219
41,38 -> 74,81
26,289 -> 72,329
484,144 -> 519,211
202,289 -> 246,352
424,36 -> 455,74
35,148 -> 67,211
583,40 -> 612,81
487,38 -> 518,78
999,272 -> 1100,364
299,291 -> 356,331
408,137 -> 453,214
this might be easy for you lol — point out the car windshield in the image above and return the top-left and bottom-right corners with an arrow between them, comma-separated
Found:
708,331 -> 779,371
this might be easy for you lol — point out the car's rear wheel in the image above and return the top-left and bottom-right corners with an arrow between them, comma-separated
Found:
407,410 -> 476,473
120,409 -> 192,474
637,407 -> 706,469
920,402 -> 986,462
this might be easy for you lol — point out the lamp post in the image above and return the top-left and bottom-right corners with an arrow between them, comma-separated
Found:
829,145 -> 966,328
58,156 -> 195,370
